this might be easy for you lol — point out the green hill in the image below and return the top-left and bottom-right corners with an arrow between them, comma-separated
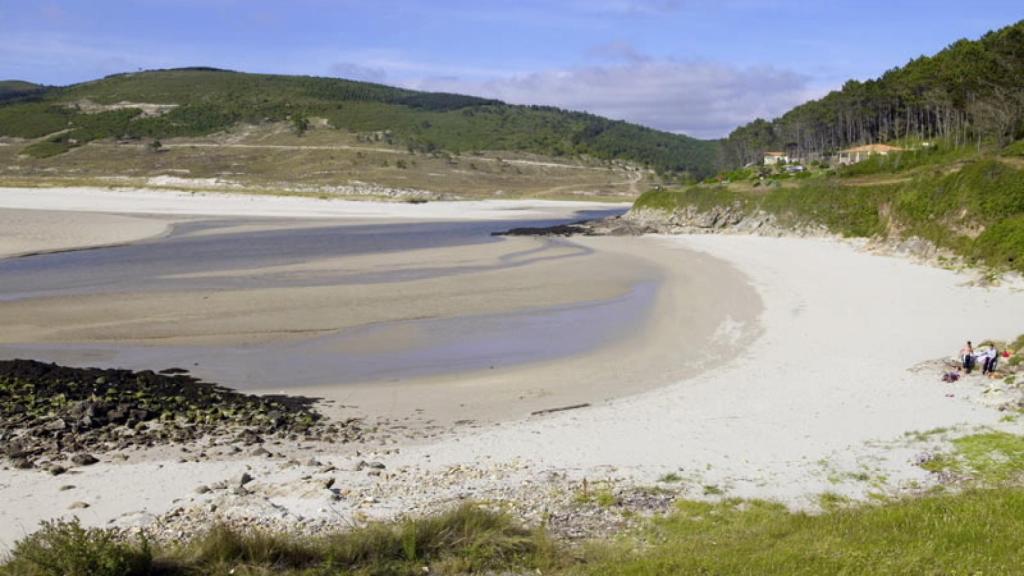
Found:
724,20 -> 1024,166
0,68 -> 720,180
0,80 -> 48,102
635,20 -> 1024,275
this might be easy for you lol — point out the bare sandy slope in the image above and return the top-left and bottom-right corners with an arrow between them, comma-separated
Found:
0,208 -> 172,259
3,234 -> 1022,551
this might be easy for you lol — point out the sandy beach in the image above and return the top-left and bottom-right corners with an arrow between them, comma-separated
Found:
1,188 -> 1023,551
0,186 -> 628,221
0,208 -> 173,259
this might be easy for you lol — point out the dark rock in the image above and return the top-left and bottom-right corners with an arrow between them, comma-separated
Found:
106,407 -> 128,424
12,457 -> 33,469
495,222 -> 594,237
47,464 -> 67,476
237,472 -> 254,487
158,368 -> 190,375
43,418 -> 67,432
71,453 -> 99,466
0,359 -> 343,464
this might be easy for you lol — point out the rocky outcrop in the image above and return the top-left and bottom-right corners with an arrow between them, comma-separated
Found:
498,205 -> 821,238
624,205 -> 829,237
0,359 -> 362,469
496,204 -> 976,278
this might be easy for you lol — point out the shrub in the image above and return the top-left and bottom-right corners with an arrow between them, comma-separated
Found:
1,519 -> 151,576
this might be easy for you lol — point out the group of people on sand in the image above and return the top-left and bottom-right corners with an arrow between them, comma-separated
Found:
960,340 -> 1002,375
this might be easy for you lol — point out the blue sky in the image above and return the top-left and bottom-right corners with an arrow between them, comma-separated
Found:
2,0 -> 1022,138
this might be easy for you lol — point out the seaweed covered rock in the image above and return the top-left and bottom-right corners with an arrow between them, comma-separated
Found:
0,359 -> 362,468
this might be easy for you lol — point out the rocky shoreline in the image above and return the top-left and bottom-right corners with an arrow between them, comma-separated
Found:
0,359 -> 362,473
498,206 -> 995,280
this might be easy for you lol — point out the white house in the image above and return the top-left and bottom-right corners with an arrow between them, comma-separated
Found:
763,151 -> 789,165
837,144 -> 905,165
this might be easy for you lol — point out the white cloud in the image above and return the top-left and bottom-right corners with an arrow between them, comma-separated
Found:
0,30 -> 821,140
404,59 -> 821,139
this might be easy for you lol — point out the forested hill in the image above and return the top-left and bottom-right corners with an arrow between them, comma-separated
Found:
0,68 -> 720,178
0,80 -> 47,102
724,20 -> 1024,166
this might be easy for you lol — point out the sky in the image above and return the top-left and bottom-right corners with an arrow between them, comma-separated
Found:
1,1 -> 1023,139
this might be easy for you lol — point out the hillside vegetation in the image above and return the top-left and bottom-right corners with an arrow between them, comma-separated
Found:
0,68 -> 719,180
725,20 -> 1024,166
636,152 -> 1024,273
0,81 -> 47,102
639,20 -> 1024,275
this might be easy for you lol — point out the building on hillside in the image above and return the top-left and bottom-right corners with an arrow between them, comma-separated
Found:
763,151 -> 789,165
836,144 -> 905,165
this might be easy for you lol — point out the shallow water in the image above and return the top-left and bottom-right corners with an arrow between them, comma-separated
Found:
0,281 -> 654,389
0,206 -> 659,387
0,208 -> 623,301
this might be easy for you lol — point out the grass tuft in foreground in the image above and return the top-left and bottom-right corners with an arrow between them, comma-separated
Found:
6,490 -> 1024,574
0,519 -> 152,576
0,504 -> 557,576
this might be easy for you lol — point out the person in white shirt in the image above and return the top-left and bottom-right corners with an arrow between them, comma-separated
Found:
982,345 -> 1000,375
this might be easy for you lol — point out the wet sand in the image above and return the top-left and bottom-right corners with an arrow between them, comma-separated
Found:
0,208 -> 173,259
0,191 -> 750,424
272,235 -> 760,424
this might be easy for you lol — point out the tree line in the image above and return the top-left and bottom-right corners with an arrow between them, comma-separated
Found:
724,20 -> 1024,166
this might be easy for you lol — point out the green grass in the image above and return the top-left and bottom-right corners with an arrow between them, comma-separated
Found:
919,432 -> 1024,485
578,489 -> 1024,575
1000,138 -> 1024,157
634,157 -> 1024,273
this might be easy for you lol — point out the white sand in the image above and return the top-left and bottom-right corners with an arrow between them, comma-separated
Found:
0,209 -> 171,259
1,192 -> 1023,550
387,235 -> 1024,501
0,186 -> 627,220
